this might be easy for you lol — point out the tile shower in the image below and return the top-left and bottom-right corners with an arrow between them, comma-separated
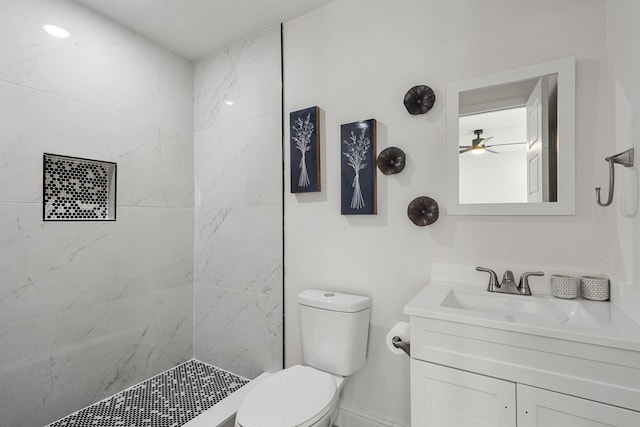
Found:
47,360 -> 248,427
193,26 -> 283,379
0,1 -> 282,426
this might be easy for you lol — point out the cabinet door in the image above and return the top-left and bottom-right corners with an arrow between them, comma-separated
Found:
411,359 -> 516,427
517,384 -> 640,427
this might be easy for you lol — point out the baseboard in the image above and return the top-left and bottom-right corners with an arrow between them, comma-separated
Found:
334,402 -> 409,427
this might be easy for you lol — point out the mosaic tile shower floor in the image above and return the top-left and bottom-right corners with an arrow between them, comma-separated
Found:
47,359 -> 249,427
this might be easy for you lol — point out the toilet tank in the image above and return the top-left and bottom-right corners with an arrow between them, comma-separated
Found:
298,290 -> 371,376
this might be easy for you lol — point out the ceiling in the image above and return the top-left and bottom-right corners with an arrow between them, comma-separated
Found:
74,0 -> 334,60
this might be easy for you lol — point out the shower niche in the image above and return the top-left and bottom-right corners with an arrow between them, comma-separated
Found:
43,153 -> 117,221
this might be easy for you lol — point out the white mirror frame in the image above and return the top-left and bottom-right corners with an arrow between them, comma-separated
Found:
446,57 -> 576,215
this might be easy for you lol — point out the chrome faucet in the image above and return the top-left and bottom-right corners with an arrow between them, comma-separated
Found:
517,271 -> 545,296
476,267 -> 499,292
476,267 -> 544,296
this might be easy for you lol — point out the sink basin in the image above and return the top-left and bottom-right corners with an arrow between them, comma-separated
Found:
441,289 -> 601,328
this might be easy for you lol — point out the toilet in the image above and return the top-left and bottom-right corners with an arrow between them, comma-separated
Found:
235,289 -> 371,427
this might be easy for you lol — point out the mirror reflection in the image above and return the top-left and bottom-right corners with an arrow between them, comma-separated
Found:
446,56 -> 575,215
458,74 -> 558,205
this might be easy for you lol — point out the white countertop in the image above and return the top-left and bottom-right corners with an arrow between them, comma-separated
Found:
404,281 -> 640,352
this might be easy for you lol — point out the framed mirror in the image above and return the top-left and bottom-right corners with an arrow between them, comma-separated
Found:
446,57 -> 575,215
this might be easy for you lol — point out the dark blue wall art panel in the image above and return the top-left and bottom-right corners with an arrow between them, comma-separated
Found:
290,106 -> 321,193
341,119 -> 377,215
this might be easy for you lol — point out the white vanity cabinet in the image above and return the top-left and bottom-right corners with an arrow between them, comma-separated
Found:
404,282 -> 640,427
411,359 -> 640,427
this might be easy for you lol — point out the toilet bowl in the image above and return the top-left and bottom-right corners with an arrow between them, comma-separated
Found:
234,290 -> 371,427
234,365 -> 345,427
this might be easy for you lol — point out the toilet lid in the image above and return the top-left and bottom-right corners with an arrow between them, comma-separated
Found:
236,365 -> 337,427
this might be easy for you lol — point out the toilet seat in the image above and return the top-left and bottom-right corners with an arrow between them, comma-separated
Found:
235,365 -> 338,427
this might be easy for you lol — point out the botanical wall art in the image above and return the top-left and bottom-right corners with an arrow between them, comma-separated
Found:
341,119 -> 377,215
290,106 -> 321,193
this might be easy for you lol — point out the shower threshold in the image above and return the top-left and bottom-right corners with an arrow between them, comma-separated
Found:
46,359 -> 266,427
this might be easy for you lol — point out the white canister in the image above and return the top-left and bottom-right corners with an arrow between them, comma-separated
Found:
580,275 -> 610,301
550,274 -> 579,299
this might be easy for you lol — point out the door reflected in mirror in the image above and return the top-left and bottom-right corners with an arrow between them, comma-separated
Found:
446,57 -> 575,215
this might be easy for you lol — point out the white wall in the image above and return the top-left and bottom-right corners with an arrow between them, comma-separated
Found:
193,27 -> 283,379
283,0 -> 609,425
607,0 -> 640,323
0,1 -> 194,425
459,150 -> 528,204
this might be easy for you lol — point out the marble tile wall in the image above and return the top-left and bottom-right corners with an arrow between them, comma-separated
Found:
193,26 -> 283,379
0,1 -> 194,426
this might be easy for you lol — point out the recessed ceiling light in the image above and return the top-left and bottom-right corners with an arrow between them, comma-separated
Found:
43,24 -> 70,38
225,100 -> 234,106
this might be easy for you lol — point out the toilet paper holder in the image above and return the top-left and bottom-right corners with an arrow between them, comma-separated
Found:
391,336 -> 411,357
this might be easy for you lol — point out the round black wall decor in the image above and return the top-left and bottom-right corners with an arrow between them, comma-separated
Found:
403,85 -> 436,115
376,147 -> 406,175
407,196 -> 439,226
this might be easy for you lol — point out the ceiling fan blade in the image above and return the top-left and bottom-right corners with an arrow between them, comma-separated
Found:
459,145 -> 472,148
459,148 -> 473,154
485,148 -> 500,154
485,141 -> 526,148
474,137 -> 492,148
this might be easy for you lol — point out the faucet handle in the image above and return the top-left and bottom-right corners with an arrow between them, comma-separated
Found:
518,271 -> 544,296
476,267 -> 499,292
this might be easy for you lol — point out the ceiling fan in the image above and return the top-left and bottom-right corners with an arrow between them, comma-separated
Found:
459,129 -> 526,155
